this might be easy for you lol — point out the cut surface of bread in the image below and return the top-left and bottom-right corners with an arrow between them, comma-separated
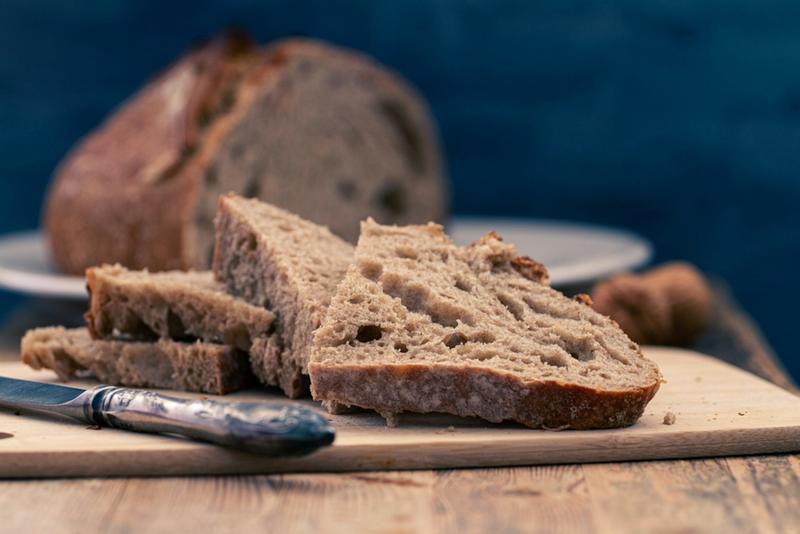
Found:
21,327 -> 252,395
309,220 -> 662,429
85,264 -> 280,387
45,32 -> 447,275
213,194 -> 354,397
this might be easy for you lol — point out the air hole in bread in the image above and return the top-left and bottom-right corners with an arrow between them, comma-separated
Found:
443,332 -> 467,349
541,352 -> 569,368
565,338 -> 597,362
355,324 -> 383,343
166,310 -> 187,339
265,322 -> 276,336
454,276 -> 472,292
337,180 -> 358,200
377,183 -> 408,218
377,99 -> 426,174
349,295 -> 364,305
394,342 -> 408,353
469,350 -> 496,361
497,293 -> 525,321
296,59 -> 313,75
240,233 -> 257,252
471,331 -> 495,344
395,245 -> 418,259
204,168 -> 218,186
522,295 -> 545,315
360,260 -> 383,281
381,273 -> 474,327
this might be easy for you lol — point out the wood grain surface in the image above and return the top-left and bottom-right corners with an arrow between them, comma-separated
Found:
0,287 -> 798,533
1,347 -> 800,478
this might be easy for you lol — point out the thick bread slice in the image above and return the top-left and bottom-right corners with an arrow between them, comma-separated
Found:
213,194 -> 354,398
85,264 -> 281,388
309,220 -> 662,429
21,327 -> 252,395
45,32 -> 447,275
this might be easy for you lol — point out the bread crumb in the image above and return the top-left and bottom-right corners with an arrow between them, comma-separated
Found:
663,412 -> 676,425
446,425 -> 455,433
85,425 -> 102,431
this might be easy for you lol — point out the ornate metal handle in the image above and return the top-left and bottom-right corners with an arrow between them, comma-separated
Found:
73,386 -> 335,456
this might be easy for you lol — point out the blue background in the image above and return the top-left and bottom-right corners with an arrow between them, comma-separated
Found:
0,1 -> 798,379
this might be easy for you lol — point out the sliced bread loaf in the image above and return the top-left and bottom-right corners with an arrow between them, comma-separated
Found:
85,264 -> 281,387
44,32 -> 447,275
213,194 -> 354,397
309,220 -> 662,429
21,327 -> 252,395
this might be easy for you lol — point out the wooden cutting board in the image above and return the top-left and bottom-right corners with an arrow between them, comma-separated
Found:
1,347 -> 798,478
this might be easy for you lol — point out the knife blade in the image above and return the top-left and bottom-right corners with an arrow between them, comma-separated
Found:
0,376 -> 335,456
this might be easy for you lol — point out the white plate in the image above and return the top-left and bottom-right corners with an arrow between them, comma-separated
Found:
0,220 -> 651,300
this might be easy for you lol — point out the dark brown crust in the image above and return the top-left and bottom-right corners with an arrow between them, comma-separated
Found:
44,32 -> 261,274
511,256 -> 550,286
574,293 -> 593,307
309,363 -> 660,429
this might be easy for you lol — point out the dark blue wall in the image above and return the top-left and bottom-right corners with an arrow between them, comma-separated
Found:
1,1 -> 798,378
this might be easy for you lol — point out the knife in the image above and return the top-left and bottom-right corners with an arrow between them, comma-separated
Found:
0,376 -> 335,456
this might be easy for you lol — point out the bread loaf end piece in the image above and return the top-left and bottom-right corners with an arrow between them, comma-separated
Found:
21,327 -> 252,395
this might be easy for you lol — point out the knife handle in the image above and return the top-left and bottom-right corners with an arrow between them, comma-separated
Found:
76,386 -> 335,456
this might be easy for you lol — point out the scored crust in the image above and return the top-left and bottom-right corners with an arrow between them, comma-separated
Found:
44,31 -> 264,274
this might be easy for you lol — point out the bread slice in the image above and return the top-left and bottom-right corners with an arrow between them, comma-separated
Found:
21,327 -> 252,395
44,32 -> 447,275
309,220 -> 662,429
213,194 -> 354,397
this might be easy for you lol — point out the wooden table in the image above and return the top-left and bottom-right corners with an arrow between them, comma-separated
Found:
1,285 -> 798,534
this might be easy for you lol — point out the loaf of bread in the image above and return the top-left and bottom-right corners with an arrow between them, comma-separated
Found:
309,220 -> 662,429
213,194 -> 354,397
21,327 -> 252,395
44,31 -> 447,274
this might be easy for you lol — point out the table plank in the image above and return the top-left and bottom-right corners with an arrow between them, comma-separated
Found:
0,284 -> 797,533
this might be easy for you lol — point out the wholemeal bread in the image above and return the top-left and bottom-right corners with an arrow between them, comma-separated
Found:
44,31 -> 447,275
213,194 -> 354,397
309,220 -> 662,429
21,327 -> 252,395
85,264 -> 281,387
86,264 -> 276,348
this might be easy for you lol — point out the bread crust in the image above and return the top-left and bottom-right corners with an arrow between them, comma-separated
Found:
45,32 -> 261,274
309,362 -> 660,429
44,34 -> 447,274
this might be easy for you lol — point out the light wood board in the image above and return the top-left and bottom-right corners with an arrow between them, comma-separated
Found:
0,347 -> 798,478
